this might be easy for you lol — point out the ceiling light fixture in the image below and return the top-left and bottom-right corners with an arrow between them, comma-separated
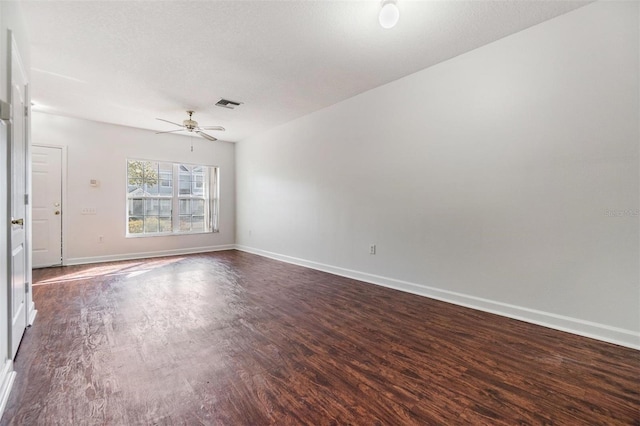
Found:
379,0 -> 399,29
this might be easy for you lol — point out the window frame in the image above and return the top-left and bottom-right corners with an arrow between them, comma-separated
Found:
126,158 -> 219,237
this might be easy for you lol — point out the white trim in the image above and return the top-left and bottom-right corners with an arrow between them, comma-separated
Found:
235,245 -> 640,350
0,359 -> 16,418
65,244 -> 235,266
27,301 -> 36,326
25,81 -> 33,341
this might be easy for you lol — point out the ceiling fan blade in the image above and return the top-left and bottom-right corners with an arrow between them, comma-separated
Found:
196,131 -> 217,141
155,129 -> 185,134
156,118 -> 184,128
199,126 -> 226,131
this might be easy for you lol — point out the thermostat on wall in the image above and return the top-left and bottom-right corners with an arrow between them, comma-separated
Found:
90,179 -> 99,187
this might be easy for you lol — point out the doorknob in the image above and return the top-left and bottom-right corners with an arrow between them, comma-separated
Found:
11,218 -> 24,226
54,210 -> 61,215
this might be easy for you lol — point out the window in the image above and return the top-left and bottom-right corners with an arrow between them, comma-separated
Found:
127,159 -> 219,236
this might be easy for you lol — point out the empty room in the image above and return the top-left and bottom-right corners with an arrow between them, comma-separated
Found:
0,0 -> 638,424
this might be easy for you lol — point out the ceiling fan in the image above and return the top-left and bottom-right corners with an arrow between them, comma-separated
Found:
156,110 -> 225,141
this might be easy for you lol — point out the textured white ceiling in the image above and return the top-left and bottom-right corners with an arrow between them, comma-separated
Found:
22,0 -> 590,143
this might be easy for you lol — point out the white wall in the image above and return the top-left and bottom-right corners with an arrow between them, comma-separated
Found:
32,112 -> 235,264
236,1 -> 639,348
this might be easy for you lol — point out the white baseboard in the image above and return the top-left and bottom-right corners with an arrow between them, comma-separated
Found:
0,359 -> 16,420
27,302 -> 37,327
65,244 -> 236,266
235,245 -> 640,350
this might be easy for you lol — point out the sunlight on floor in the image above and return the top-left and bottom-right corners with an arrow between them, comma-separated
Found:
33,257 -> 186,285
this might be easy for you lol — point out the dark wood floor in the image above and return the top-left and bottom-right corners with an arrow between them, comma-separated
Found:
1,250 -> 638,425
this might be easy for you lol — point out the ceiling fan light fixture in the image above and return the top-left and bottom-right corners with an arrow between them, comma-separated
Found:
379,0 -> 399,29
155,110 -> 225,142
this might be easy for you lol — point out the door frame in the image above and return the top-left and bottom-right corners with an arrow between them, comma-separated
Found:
32,144 -> 67,267
0,114 -> 15,417
24,78 -> 35,327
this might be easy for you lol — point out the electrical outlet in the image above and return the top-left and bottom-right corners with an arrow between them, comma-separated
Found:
369,244 -> 376,255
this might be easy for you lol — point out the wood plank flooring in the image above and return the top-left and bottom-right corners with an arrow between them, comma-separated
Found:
2,250 -> 638,425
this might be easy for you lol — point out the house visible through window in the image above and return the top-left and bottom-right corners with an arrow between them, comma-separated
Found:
127,159 -> 219,236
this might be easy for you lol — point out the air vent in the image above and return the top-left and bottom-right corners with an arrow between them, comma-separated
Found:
215,98 -> 243,110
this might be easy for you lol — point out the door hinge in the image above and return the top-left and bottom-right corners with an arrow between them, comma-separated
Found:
24,105 -> 28,117
24,194 -> 29,205
0,100 -> 10,121
25,282 -> 29,293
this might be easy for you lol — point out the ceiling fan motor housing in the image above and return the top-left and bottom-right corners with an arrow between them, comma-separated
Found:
183,118 -> 198,131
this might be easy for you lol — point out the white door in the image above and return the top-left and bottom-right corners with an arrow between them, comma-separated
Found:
32,146 -> 63,268
9,36 -> 29,358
